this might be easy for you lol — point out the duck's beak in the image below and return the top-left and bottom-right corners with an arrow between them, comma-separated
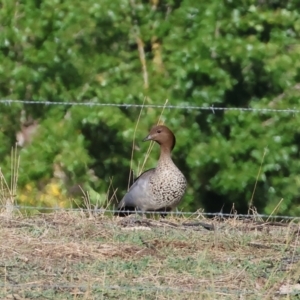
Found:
143,134 -> 152,142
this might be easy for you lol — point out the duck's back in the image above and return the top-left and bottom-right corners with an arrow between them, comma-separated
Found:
117,168 -> 155,211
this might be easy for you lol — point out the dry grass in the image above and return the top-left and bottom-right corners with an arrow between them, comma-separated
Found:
0,212 -> 299,299
0,147 -> 19,218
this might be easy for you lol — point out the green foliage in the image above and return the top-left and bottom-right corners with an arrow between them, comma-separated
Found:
0,0 -> 300,215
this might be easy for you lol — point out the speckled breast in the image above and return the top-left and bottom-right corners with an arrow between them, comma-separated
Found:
149,166 -> 187,207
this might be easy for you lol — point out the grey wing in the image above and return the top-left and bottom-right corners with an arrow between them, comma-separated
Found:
117,168 -> 155,210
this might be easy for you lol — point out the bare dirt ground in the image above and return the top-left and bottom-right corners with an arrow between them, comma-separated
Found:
0,211 -> 299,299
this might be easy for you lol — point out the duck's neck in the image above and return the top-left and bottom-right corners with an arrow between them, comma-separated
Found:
158,145 -> 173,164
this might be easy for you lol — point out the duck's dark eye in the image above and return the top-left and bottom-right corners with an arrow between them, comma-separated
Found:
157,129 -> 162,133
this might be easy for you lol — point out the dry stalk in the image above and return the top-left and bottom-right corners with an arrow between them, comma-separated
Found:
139,99 -> 169,175
0,146 -> 19,218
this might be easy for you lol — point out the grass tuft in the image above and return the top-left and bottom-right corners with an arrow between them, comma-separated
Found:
0,146 -> 19,218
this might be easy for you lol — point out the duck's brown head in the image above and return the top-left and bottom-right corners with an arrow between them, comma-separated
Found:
143,125 -> 176,151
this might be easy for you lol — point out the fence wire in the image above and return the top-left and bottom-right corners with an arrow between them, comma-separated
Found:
1,205 -> 299,220
0,99 -> 300,113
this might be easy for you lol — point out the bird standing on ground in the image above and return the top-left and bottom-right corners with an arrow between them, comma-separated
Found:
117,125 -> 187,215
